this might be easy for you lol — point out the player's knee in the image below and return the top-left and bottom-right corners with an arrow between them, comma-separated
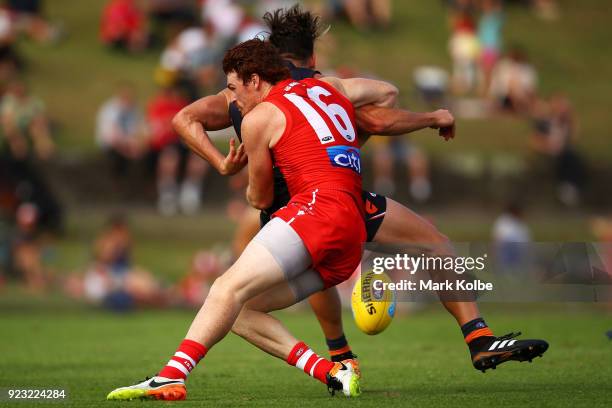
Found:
211,271 -> 258,305
207,275 -> 242,306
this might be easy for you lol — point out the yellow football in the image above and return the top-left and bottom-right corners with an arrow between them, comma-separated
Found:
351,270 -> 397,335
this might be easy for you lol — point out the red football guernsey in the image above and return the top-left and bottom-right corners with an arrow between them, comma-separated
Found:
263,78 -> 365,287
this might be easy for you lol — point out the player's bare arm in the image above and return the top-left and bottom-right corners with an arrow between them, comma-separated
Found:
172,90 -> 247,176
241,102 -> 283,209
319,76 -> 454,142
320,76 -> 399,108
355,105 -> 456,142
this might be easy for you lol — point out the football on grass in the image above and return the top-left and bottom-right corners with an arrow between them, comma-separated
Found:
351,270 -> 396,335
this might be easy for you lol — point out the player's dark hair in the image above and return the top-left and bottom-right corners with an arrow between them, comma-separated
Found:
223,39 -> 290,85
263,4 -> 323,62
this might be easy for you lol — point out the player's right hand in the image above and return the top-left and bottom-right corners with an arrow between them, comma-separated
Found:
220,138 -> 248,175
431,109 -> 455,141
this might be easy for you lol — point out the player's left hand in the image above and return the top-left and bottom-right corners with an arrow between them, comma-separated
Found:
430,109 -> 455,141
220,138 -> 248,175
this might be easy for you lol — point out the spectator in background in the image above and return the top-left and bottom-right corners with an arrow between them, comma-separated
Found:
371,137 -> 432,203
9,202 -> 51,291
65,214 -> 165,311
493,202 -> 531,243
201,0 -> 243,41
477,0 -> 503,95
530,93 -> 586,206
5,0 -> 62,44
146,85 -> 208,215
489,46 -> 538,114
413,65 -> 450,108
100,0 -> 148,52
448,0 -> 480,95
96,82 -> 147,182
1,79 -> 52,160
157,21 -> 222,100
0,80 -> 62,232
492,201 -> 532,272
0,6 -> 23,92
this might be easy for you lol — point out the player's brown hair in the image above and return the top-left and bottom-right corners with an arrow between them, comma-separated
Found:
222,39 -> 290,85
263,4 -> 323,62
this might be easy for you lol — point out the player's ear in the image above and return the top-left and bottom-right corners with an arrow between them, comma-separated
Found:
251,74 -> 260,89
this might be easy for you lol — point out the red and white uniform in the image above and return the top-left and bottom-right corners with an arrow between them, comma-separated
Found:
265,78 -> 365,287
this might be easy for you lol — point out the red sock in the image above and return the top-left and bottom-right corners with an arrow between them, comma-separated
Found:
158,339 -> 208,380
287,342 -> 335,384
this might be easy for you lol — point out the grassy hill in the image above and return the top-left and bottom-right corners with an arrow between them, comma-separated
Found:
18,0 -> 612,163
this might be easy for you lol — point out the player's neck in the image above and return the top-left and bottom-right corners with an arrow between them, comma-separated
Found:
260,82 -> 274,101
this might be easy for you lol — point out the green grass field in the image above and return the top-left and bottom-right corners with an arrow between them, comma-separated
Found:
0,299 -> 610,407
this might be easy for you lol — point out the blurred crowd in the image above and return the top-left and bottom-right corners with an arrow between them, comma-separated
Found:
0,1 -> 66,294
0,0 -> 63,229
2,206 -> 231,311
0,1 -> 607,308
62,213 -> 230,311
430,0 -> 586,206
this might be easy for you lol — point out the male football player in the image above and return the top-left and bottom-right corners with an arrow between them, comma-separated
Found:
172,4 -> 548,376
107,39 -> 401,401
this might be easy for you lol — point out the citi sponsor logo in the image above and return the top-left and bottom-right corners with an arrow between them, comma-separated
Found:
326,146 -> 361,174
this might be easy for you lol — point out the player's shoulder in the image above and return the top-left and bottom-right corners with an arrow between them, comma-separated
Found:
317,76 -> 345,93
242,102 -> 284,133
243,102 -> 281,122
